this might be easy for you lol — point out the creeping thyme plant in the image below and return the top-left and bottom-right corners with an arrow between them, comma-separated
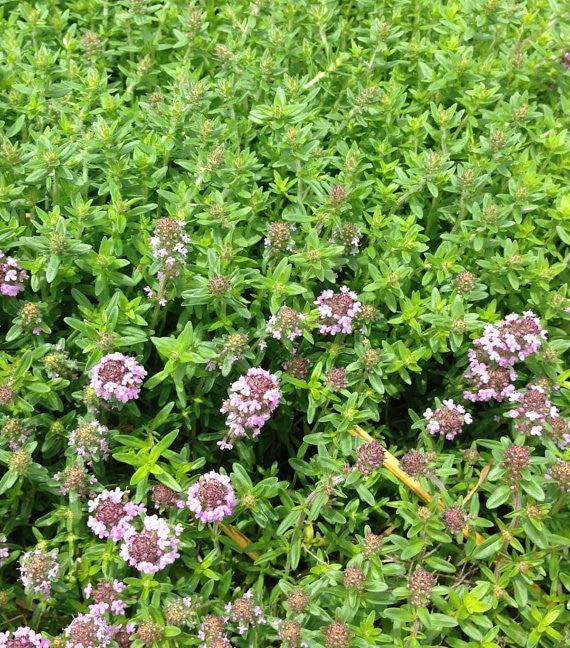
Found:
0,0 -> 569,646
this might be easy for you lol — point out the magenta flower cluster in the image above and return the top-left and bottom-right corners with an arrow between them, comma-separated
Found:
89,353 -> 147,404
424,399 -> 472,441
19,548 -> 60,598
464,311 -> 546,402
225,590 -> 266,635
84,579 -> 127,615
219,367 -> 281,449
0,627 -> 50,648
87,488 -> 146,540
264,221 -> 295,255
119,515 -> 182,574
266,307 -> 306,342
186,471 -> 236,523
0,534 -> 8,566
315,286 -> 361,335
64,612 -> 115,648
69,420 -> 109,463
0,251 -> 28,297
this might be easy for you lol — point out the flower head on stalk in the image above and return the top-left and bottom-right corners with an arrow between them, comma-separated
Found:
54,463 -> 97,498
69,420 -> 109,463
424,399 -> 472,441
89,353 -> 147,404
544,460 -> 570,493
119,515 -> 182,574
315,286 -> 361,335
266,307 -> 306,343
407,568 -> 436,607
0,627 -> 50,648
19,548 -> 60,599
186,471 -> 236,523
0,252 -> 28,296
219,368 -> 281,449
87,488 -> 146,540
225,590 -> 266,635
264,221 -> 295,256
84,579 -> 127,615
64,613 -> 115,648
1,418 -> 32,450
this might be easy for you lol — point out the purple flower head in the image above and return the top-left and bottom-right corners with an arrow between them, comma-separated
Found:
165,596 -> 200,628
198,616 -> 228,644
64,612 -> 115,648
206,331 -> 249,373
54,463 -> 97,497
361,532 -> 382,558
315,286 -> 361,335
87,488 -> 146,540
502,444 -> 531,490
187,471 -> 236,523
463,351 -> 517,403
264,221 -> 296,255
69,420 -> 109,463
1,418 -> 32,451
326,367 -> 347,392
0,252 -> 28,297
343,566 -> 365,592
150,217 -> 190,277
111,624 -> 135,648
266,307 -> 306,342
84,579 -> 127,616
278,620 -> 307,648
441,505 -> 469,534
400,449 -> 431,477
136,621 -> 164,645
330,222 -> 361,256
283,352 -> 310,380
407,568 -> 436,607
543,414 -> 570,450
508,387 -> 554,437
286,589 -> 310,614
17,302 -> 42,335
0,628 -> 50,648
225,590 -> 266,635
424,399 -> 472,441
89,353 -> 147,404
545,460 -> 570,493
355,441 -> 385,475
119,515 -> 182,574
19,548 -> 60,599
220,368 -> 281,449
454,270 -> 476,295
324,621 -> 351,648
473,311 -> 546,368
151,484 -> 184,510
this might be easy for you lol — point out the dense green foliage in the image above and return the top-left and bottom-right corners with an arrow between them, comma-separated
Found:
0,0 -> 569,646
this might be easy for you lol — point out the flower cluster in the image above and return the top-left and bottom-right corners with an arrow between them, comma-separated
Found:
424,399 -> 472,441
225,591 -> 266,635
454,270 -> 476,295
286,589 -> 310,614
407,568 -> 436,606
16,302 -> 42,335
19,548 -> 60,598
89,353 -> 147,404
0,534 -> 8,567
0,252 -> 28,296
1,418 -> 31,450
278,620 -> 307,648
283,352 -> 310,380
186,471 -> 236,523
165,596 -> 200,628
220,368 -> 281,449
135,621 -> 164,645
120,515 -> 182,574
264,221 -> 295,255
464,355 -> 517,403
441,505 -> 469,534
361,532 -> 382,558
343,566 -> 365,592
507,386 -> 555,437
87,488 -> 146,540
54,463 -> 97,497
502,444 -> 531,490
0,628 -> 50,648
151,484 -> 184,510
266,307 -> 306,342
43,346 -> 78,380
69,420 -> 109,463
325,367 -> 347,392
111,624 -> 135,648
64,612 -> 114,648
206,332 -> 248,373
545,460 -> 570,493
355,441 -> 385,475
149,217 -> 190,277
324,621 -> 351,648
315,286 -> 361,335
330,223 -> 361,255
84,579 -> 127,615
400,449 -> 431,477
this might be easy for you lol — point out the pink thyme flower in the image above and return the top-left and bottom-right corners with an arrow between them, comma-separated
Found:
186,471 -> 236,523
508,387 -> 555,437
149,217 -> 190,277
330,223 -> 361,256
111,624 -> 135,648
219,367 -> 281,449
1,418 -> 32,451
84,579 -> 127,615
361,532 -> 382,558
343,566 -> 365,592
325,367 -> 347,392
16,302 -> 42,335
89,353 -> 147,404
87,488 -> 146,540
472,311 -> 547,368
64,612 -> 114,648
545,460 -> 570,493
54,464 -> 97,497
283,353 -> 310,380
400,450 -> 430,477
151,484 -> 184,510
324,620 -> 351,648
424,399 -> 472,441
119,515 -> 182,574
206,332 -> 249,373
198,616 -> 228,645
315,286 -> 361,335
225,590 -> 266,635
0,627 -> 50,648
0,535 -> 8,567
543,414 -> 570,450
441,505 -> 469,534
266,307 -> 306,342
453,270 -> 476,295
19,548 -> 60,598
407,568 -> 436,606
69,420 -> 109,463
355,441 -> 385,475
278,620 -> 308,648
463,351 -> 517,402
165,596 -> 201,628
264,221 -> 296,255
502,444 -> 531,491
0,252 -> 28,297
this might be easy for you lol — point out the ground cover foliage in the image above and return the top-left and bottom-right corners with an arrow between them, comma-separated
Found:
0,0 -> 569,646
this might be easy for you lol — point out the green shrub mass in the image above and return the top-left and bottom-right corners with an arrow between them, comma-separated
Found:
0,0 -> 569,646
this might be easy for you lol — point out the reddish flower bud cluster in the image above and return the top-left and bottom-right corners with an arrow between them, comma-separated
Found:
324,620 -> 351,648
355,441 -> 385,475
441,505 -> 469,534
343,566 -> 365,592
265,221 -> 296,255
502,444 -> 531,490
407,567 -> 436,606
326,367 -> 347,392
